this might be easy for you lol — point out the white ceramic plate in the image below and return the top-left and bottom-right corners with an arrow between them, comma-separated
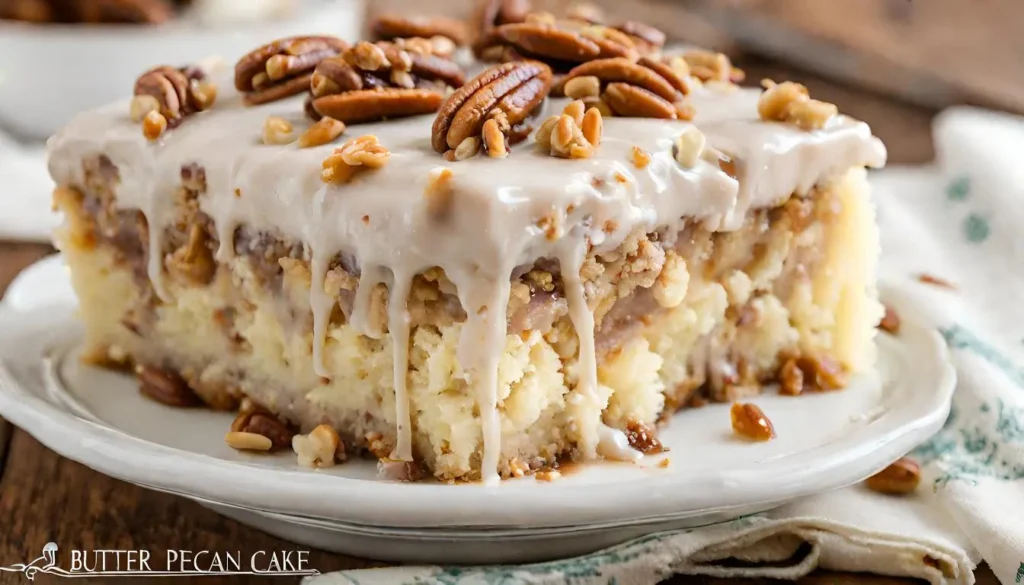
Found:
0,256 -> 955,539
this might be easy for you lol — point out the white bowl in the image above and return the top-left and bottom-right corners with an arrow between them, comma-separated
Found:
0,0 -> 364,140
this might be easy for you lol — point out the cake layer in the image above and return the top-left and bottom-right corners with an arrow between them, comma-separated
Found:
54,162 -> 879,481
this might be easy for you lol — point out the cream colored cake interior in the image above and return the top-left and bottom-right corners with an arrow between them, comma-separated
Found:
54,163 -> 880,482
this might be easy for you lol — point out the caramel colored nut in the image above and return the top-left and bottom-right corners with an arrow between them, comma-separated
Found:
673,126 -> 706,169
497,22 -> 601,62
424,167 -> 455,216
581,106 -> 602,147
563,75 -> 600,99
134,65 -> 200,125
142,110 -> 167,141
297,116 -> 347,148
625,418 -> 664,454
603,82 -> 676,119
262,116 -> 295,145
730,402 -> 775,441
482,117 -> 509,158
345,41 -> 391,72
76,0 -> 173,24
630,145 -> 651,169
188,80 -> 217,112
534,115 -> 558,148
565,1 -> 605,24
321,135 -> 391,184
293,424 -> 346,468
565,58 -> 681,102
865,457 -> 921,495
778,357 -> 804,396
310,56 -> 362,97
475,0 -> 531,35
313,88 -> 444,124
878,304 -> 901,334
795,354 -> 847,391
578,24 -> 638,60
239,412 -> 294,449
372,14 -> 469,46
235,36 -> 348,105
225,431 -> 273,452
614,21 -> 666,54
432,61 -> 553,153
136,364 -> 201,407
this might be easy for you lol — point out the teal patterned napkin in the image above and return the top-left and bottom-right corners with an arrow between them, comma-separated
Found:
309,107 -> 1024,585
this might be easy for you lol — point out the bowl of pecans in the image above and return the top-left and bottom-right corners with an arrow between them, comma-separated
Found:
0,0 -> 363,139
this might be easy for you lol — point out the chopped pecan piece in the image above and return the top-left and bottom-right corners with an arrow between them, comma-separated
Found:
534,100 -> 601,159
136,364 -> 202,407
865,457 -> 921,495
133,65 -> 213,129
730,402 -> 775,441
878,304 -> 901,334
235,36 -> 348,106
321,135 -> 391,184
625,418 -> 664,454
231,408 -> 295,450
372,14 -> 469,46
432,61 -> 552,154
758,79 -> 838,130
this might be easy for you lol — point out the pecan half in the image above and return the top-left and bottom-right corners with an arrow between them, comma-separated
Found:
308,41 -> 464,123
372,14 -> 469,46
136,364 -> 202,407
313,89 -> 444,124
476,18 -> 639,69
231,407 -> 295,451
561,57 -> 688,119
235,36 -> 348,106
79,0 -> 173,23
474,0 -> 531,37
431,61 -> 553,154
613,21 -> 665,56
133,65 -> 211,128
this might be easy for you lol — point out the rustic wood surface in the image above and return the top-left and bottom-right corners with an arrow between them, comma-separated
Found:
0,55 -> 988,584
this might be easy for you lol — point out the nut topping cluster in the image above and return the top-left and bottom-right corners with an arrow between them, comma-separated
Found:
234,36 -> 349,106
131,65 -> 216,140
561,57 -> 690,119
372,14 -> 470,47
758,79 -> 838,131
534,99 -> 603,159
432,61 -> 552,159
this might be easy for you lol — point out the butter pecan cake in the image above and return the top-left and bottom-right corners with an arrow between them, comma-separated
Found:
47,6 -> 886,484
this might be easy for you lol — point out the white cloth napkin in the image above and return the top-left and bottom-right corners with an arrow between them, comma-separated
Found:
307,109 -> 1024,585
0,131 -> 57,243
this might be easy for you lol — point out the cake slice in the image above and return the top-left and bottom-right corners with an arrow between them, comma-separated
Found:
48,27 -> 885,483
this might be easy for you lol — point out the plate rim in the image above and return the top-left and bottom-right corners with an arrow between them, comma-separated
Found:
0,255 -> 957,529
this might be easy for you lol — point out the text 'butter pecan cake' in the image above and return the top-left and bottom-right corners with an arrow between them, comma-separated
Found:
47,4 -> 886,484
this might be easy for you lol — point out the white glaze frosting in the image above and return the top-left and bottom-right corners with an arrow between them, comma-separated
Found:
47,77 -> 885,484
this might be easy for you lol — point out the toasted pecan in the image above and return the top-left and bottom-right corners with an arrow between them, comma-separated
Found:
614,21 -> 665,55
133,65 -> 212,129
431,61 -> 552,153
312,42 -> 465,100
235,36 -> 348,105
603,82 -> 676,118
372,14 -> 469,46
313,89 -> 444,124
475,0 -> 531,36
496,22 -> 601,62
564,58 -> 679,102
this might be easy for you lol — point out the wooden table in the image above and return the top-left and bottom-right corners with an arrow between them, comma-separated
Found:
0,60 -> 996,585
